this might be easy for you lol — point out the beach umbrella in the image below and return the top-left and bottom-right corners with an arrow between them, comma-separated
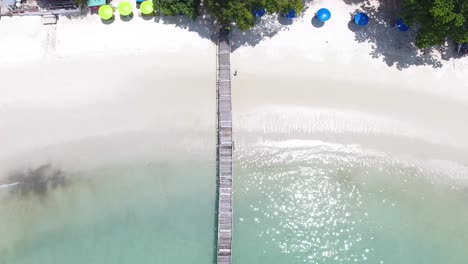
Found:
98,4 -> 113,20
118,1 -> 133,16
354,12 -> 369,26
252,7 -> 266,18
316,8 -> 331,22
396,18 -> 409,32
285,9 -> 296,19
140,0 -> 154,15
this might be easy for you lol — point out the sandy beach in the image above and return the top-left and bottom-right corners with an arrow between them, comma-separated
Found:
0,14 -> 217,175
229,0 -> 468,170
0,0 -> 467,176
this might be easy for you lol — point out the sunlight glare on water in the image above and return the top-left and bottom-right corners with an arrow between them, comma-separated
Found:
233,140 -> 468,264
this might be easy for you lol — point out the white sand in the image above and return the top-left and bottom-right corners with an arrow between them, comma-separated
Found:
0,14 -> 216,176
231,0 -> 468,166
0,0 -> 468,178
0,17 -> 49,64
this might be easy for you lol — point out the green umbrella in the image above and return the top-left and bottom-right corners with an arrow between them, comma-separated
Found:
140,0 -> 154,15
118,1 -> 133,16
98,5 -> 113,20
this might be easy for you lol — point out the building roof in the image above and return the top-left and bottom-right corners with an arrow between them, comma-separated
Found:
87,0 -> 106,7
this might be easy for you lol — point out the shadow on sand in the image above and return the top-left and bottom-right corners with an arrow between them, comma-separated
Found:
155,13 -> 218,43
311,17 -> 325,28
278,16 -> 294,26
121,13 -> 134,22
141,14 -> 154,21
152,10 -> 306,51
230,16 -> 286,51
146,1 -> 453,69
67,0 -> 460,69
101,16 -> 116,25
230,10 -> 310,51
347,0 -> 455,70
230,5 -> 313,51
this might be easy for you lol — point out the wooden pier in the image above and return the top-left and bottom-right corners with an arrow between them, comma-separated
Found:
216,28 -> 233,264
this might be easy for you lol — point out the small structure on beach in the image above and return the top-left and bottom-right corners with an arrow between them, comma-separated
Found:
98,4 -> 113,20
1,0 -> 41,16
354,12 -> 369,26
118,1 -> 132,16
1,0 -> 79,17
252,7 -> 265,18
316,8 -> 331,22
284,8 -> 295,19
139,0 -> 152,15
396,18 -> 409,32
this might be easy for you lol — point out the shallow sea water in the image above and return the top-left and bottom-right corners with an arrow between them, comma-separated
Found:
0,160 -> 216,264
233,140 -> 468,264
1,140 -> 468,264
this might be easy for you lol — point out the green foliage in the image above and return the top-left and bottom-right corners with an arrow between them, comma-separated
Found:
204,0 -> 253,30
402,0 -> 468,48
264,0 -> 304,15
204,0 -> 305,30
153,0 -> 200,19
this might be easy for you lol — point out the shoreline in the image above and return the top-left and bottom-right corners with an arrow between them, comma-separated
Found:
0,1 -> 467,181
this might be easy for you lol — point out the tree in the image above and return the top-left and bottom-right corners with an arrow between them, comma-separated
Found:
204,0 -> 254,30
402,0 -> 468,48
204,0 -> 304,30
264,0 -> 304,15
153,0 -> 200,20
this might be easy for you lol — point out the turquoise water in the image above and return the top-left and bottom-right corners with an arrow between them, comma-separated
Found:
0,160 -> 216,264
1,139 -> 468,264
233,140 -> 468,264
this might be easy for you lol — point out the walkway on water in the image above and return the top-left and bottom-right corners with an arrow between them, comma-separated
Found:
216,28 -> 233,264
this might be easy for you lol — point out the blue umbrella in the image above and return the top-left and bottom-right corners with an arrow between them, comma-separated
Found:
354,12 -> 369,26
252,7 -> 266,18
316,8 -> 331,22
396,18 -> 409,32
285,9 -> 296,19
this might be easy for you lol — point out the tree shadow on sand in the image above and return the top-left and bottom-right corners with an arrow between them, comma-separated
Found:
347,0 -> 454,70
231,8 -> 309,52
154,10 -> 307,52
230,16 -> 285,51
154,11 -> 218,43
